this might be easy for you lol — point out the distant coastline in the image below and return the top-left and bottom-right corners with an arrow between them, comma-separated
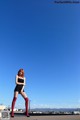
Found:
22,108 -> 80,115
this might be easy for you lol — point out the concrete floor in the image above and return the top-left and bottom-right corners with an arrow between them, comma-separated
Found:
10,115 -> 80,120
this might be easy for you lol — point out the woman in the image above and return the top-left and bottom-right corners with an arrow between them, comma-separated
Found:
11,69 -> 30,117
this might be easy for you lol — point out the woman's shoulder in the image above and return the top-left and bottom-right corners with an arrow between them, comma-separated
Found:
23,77 -> 26,80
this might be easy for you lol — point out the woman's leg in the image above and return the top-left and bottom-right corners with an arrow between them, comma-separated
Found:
20,91 -> 30,117
11,92 -> 18,117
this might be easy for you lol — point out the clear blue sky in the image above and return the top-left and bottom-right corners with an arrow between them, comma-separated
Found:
0,0 -> 80,109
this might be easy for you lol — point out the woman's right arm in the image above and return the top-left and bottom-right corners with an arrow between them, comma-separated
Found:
15,75 -> 24,85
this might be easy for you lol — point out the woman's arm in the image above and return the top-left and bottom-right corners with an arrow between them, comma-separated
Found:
21,78 -> 26,92
22,77 -> 26,86
15,75 -> 25,85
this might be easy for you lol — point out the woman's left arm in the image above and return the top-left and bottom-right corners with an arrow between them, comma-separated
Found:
23,77 -> 26,86
21,77 -> 26,92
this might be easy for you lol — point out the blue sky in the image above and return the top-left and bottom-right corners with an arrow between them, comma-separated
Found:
0,0 -> 80,109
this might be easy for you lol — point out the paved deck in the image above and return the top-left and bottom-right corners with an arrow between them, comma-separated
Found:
10,115 -> 80,120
